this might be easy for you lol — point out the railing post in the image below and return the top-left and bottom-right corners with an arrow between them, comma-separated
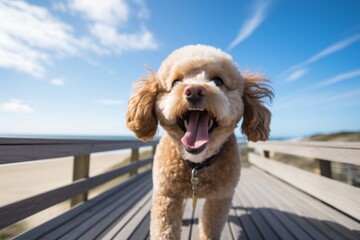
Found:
130,148 -> 139,176
71,154 -> 90,207
347,164 -> 354,185
317,159 -> 332,179
151,144 -> 157,166
152,144 -> 157,156
262,150 -> 270,158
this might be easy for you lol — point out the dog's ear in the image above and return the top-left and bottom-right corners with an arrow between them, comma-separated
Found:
126,70 -> 158,141
241,74 -> 273,142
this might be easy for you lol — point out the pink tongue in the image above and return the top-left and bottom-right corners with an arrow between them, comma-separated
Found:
181,111 -> 209,149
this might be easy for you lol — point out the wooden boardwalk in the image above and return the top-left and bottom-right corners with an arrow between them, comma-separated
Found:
14,167 -> 360,240
181,167 -> 360,240
222,167 -> 360,240
1,138 -> 359,239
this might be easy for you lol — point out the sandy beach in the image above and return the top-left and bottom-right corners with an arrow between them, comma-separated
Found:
0,151 -> 130,237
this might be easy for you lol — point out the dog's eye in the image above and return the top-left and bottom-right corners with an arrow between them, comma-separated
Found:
172,79 -> 182,88
211,77 -> 224,86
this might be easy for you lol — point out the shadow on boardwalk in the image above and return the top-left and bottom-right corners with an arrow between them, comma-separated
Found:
184,206 -> 360,240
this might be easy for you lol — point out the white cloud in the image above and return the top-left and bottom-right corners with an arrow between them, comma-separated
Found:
311,69 -> 360,90
52,2 -> 67,12
50,78 -> 65,86
0,0 -> 157,78
0,34 -> 48,77
69,0 -> 157,53
1,99 -> 34,113
0,1 -> 83,77
228,0 -> 272,50
274,88 -> 360,110
286,68 -> 308,82
281,33 -> 360,78
133,0 -> 150,19
305,34 -> 360,65
322,88 -> 360,104
90,23 -> 157,52
97,99 -> 125,106
68,0 -> 129,25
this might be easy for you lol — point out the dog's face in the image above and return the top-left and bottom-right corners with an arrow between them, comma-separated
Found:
155,46 -> 245,162
127,45 -> 273,162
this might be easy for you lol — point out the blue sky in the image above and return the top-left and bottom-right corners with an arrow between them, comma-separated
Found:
0,0 -> 359,138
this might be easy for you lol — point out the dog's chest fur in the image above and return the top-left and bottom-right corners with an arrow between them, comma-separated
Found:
152,133 -> 241,199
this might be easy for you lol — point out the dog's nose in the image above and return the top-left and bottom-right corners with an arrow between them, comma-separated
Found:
184,85 -> 207,103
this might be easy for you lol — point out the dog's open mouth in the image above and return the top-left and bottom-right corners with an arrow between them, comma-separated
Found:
177,110 -> 218,154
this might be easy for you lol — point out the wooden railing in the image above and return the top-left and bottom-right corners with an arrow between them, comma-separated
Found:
0,138 -> 158,230
248,141 -> 360,221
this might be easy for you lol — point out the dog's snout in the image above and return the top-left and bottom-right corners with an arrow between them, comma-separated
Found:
184,85 -> 207,103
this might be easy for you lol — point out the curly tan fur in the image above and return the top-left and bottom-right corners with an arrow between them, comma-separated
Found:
126,45 -> 273,239
241,74 -> 274,142
126,71 -> 158,141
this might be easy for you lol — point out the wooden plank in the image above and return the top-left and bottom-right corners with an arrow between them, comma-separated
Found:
0,137 -> 125,144
249,153 -> 360,221
0,139 -> 158,164
0,178 -> 89,230
242,170 -> 314,240
182,199 -> 234,239
0,137 -> 158,146
100,191 -> 153,240
190,198 -> 204,240
247,167 -> 359,240
227,208 -> 248,240
181,199 -> 193,239
251,167 -> 360,239
234,183 -> 278,240
245,167 -> 350,240
236,181 -> 287,240
59,179 -> 152,240
15,170 -> 152,240
0,158 -> 153,229
44,174 -> 151,239
128,212 -> 151,240
242,169 -> 319,240
242,168 -> 335,240
221,222 -> 234,240
248,141 -> 360,149
247,142 -> 360,165
89,157 -> 153,188
112,194 -> 152,239
236,172 -> 275,239
80,184 -> 152,239
285,141 -> 360,149
247,166 -> 360,232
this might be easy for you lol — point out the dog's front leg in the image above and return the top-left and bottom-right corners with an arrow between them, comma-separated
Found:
150,192 -> 184,240
199,197 -> 232,240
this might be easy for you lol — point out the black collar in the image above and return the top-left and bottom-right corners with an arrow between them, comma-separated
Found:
184,153 -> 218,170
183,139 -> 229,171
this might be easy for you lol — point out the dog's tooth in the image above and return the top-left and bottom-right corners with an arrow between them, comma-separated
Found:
208,119 -> 213,129
184,120 -> 188,129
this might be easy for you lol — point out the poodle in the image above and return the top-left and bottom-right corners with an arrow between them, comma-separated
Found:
126,44 -> 273,239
